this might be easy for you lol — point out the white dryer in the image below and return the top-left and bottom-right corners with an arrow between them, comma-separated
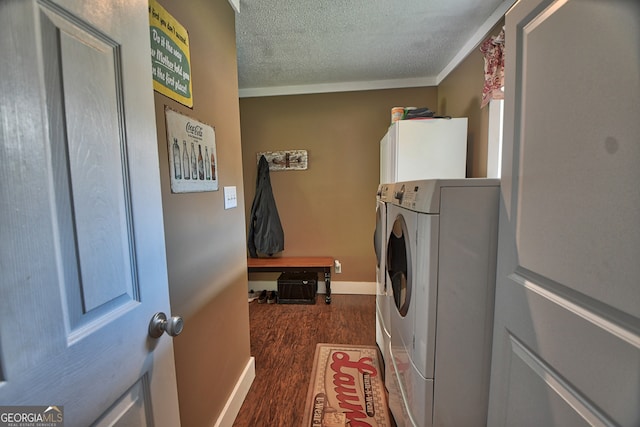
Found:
374,183 -> 394,369
385,179 -> 499,427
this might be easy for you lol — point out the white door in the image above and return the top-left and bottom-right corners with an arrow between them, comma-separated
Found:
0,0 -> 181,425
487,0 -> 640,426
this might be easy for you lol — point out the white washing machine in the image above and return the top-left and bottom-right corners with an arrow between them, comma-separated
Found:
374,183 -> 394,369
385,179 -> 499,427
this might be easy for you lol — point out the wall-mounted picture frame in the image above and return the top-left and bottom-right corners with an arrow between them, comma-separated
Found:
165,107 -> 218,193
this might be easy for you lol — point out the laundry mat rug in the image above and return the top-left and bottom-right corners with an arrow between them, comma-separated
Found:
302,343 -> 391,427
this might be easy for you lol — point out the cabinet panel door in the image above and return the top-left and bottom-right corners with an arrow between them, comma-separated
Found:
488,0 -> 640,426
0,0 -> 180,424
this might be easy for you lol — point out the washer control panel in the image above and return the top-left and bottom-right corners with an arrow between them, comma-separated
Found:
388,179 -> 500,214
394,182 -> 438,212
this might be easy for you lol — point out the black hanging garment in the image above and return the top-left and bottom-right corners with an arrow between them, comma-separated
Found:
247,155 -> 285,258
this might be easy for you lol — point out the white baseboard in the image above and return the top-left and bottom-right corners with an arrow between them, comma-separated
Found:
212,356 -> 255,427
248,280 -> 376,295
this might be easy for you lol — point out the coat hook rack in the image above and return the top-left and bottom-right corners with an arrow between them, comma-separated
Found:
256,150 -> 308,171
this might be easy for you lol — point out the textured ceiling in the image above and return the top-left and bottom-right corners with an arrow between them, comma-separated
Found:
235,0 -> 512,97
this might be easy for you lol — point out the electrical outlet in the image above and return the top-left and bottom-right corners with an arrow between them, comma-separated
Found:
224,186 -> 237,209
334,260 -> 342,274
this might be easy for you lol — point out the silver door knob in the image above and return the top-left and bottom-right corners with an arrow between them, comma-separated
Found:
149,312 -> 184,338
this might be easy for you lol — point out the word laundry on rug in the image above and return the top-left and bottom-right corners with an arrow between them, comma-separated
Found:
303,344 -> 391,427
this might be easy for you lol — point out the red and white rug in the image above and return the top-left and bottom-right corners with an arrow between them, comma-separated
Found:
303,344 -> 391,427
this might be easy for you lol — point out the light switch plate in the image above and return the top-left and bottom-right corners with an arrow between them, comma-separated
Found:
224,186 -> 237,209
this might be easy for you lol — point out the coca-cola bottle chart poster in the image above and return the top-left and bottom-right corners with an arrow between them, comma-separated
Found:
164,107 -> 218,193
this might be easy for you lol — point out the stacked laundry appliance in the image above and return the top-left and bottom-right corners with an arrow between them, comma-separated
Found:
376,118 -> 500,426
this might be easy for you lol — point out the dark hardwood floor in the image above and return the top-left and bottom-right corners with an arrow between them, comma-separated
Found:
232,293 -> 391,426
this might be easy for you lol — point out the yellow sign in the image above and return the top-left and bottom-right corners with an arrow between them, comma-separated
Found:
149,0 -> 193,107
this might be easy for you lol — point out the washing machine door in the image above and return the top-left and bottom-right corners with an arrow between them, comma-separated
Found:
374,200 -> 386,292
387,212 -> 412,318
386,206 -> 421,426
374,198 -> 391,362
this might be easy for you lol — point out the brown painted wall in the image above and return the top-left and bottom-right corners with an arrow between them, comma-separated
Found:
438,21 -> 504,178
152,1 -> 250,426
240,88 -> 437,282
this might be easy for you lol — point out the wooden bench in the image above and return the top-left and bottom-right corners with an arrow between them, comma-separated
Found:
247,256 -> 334,304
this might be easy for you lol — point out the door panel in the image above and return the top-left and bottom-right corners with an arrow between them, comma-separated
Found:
499,274 -> 636,425
93,376 -> 152,427
488,0 -> 640,426
514,0 -> 640,316
42,4 -> 139,325
0,0 -> 180,425
503,343 -> 596,427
